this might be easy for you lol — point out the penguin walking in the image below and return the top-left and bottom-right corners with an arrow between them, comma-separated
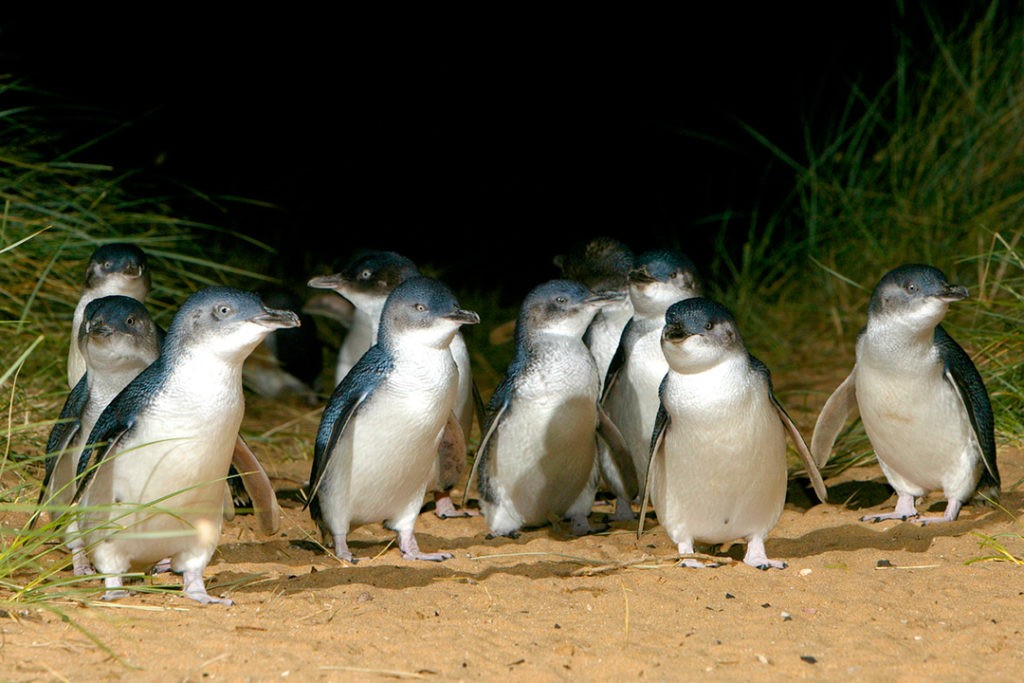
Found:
72,287 -> 299,603
600,249 -> 703,519
37,295 -> 161,575
554,237 -> 637,521
641,298 -> 827,569
465,279 -> 636,538
305,276 -> 480,562
811,264 -> 999,524
65,242 -> 281,535
308,250 -> 482,518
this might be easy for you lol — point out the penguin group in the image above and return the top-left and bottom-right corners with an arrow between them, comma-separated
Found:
36,238 -> 1000,604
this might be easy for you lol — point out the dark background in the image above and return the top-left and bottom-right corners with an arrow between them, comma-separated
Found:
0,4 -> 991,301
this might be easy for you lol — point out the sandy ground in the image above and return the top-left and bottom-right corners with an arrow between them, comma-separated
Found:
3,409 -> 1023,683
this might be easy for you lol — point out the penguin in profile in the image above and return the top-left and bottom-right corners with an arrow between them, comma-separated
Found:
811,264 -> 998,524
305,276 -> 480,562
465,279 -> 636,538
67,243 -> 151,388
72,287 -> 299,603
36,295 -> 162,575
308,250 -> 483,518
600,249 -> 703,519
64,242 -> 281,535
641,298 -> 827,569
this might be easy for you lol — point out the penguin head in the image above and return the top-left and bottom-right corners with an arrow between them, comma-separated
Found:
553,236 -> 635,293
80,295 -> 161,372
867,264 -> 968,330
660,297 -> 744,373
517,279 -> 625,341
378,276 -> 479,350
166,287 -> 301,363
83,242 -> 151,300
627,249 -> 703,317
307,250 -> 420,313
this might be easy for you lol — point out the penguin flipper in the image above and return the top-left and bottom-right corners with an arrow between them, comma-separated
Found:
230,434 -> 281,535
936,326 -> 999,492
600,321 -> 631,403
637,403 -> 668,539
40,376 -> 89,494
305,383 -> 374,510
462,380 -> 511,507
596,405 -> 639,500
810,369 -> 858,469
773,398 -> 828,504
471,380 -> 487,440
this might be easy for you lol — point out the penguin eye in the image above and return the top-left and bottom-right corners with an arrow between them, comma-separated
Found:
359,269 -> 373,280
669,271 -> 679,279
555,296 -> 568,304
704,321 -> 713,331
414,303 -> 427,312
103,260 -> 114,271
126,316 -> 136,326
907,283 -> 917,293
214,304 -> 233,319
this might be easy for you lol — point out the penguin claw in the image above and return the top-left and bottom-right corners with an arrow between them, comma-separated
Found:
101,589 -> 131,601
485,530 -> 520,540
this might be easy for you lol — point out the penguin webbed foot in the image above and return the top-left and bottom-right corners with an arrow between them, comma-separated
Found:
100,575 -> 130,601
71,550 -> 96,577
485,529 -> 521,540
398,529 -> 452,562
569,515 -> 609,537
151,558 -> 173,575
182,569 -> 234,606
917,499 -> 962,526
432,493 -> 479,519
599,498 -> 638,523
742,538 -> 787,571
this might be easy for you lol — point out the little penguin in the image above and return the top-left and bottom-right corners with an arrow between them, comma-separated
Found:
36,295 -> 162,576
305,276 -> 480,562
640,297 -> 827,569
810,264 -> 999,524
464,279 -> 636,538
308,250 -> 483,518
72,286 -> 300,603
67,243 -> 151,388
64,242 -> 281,534
600,249 -> 703,519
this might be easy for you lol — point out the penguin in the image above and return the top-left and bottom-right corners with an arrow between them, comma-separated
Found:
308,250 -> 483,518
600,249 -> 703,519
72,287 -> 300,603
64,242 -> 281,535
305,276 -> 480,562
640,297 -> 827,569
554,237 -> 637,522
810,264 -> 999,524
464,279 -> 637,538
36,295 -> 162,576
67,243 -> 150,389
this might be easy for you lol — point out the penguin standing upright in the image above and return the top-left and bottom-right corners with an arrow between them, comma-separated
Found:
811,264 -> 999,524
305,276 -> 480,562
38,295 -> 161,575
643,297 -> 827,569
466,279 -> 635,538
73,287 -> 299,603
308,250 -> 482,518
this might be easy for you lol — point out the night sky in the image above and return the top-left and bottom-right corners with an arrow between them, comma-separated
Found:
0,5 -> 982,300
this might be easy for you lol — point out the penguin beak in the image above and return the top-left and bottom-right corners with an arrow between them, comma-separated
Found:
253,307 -> 301,330
662,324 -> 692,342
628,266 -> 656,285
86,320 -> 113,338
307,274 -> 346,291
938,283 -> 969,302
446,309 -> 481,326
585,290 -> 627,305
